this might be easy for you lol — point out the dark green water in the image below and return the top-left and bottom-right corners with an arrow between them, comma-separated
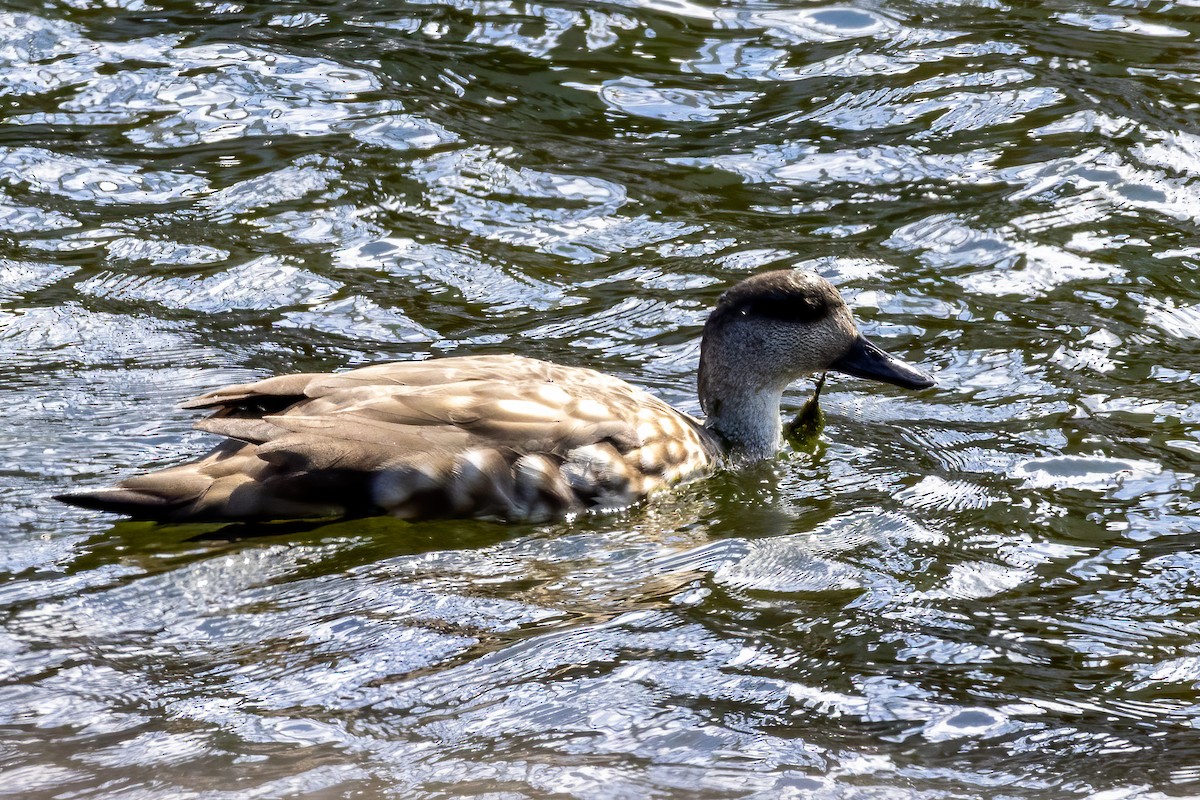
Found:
3,0 -> 1200,797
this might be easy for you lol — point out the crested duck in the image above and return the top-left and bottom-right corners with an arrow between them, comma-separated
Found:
56,270 -> 935,523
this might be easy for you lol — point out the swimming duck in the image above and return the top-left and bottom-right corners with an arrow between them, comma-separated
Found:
56,270 -> 934,523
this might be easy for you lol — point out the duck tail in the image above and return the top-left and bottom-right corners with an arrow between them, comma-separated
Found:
53,439 -> 353,522
55,457 -> 220,520
54,486 -> 193,518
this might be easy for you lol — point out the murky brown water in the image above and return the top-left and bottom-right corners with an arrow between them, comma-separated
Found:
3,0 -> 1200,797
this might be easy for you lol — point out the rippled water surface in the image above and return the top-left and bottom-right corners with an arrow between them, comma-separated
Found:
4,0 -> 1200,797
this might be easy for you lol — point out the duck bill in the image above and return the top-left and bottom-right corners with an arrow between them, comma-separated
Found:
830,334 -> 936,390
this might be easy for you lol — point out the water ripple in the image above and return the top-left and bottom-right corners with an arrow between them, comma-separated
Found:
78,257 -> 341,313
0,147 -> 207,205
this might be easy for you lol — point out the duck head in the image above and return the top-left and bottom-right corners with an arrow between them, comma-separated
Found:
698,269 -> 935,461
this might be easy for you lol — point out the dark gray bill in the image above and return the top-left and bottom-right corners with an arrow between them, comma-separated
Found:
830,334 -> 936,390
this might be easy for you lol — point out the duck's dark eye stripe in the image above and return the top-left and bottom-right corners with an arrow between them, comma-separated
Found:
704,272 -> 842,332
741,294 -> 831,323
707,288 -> 834,328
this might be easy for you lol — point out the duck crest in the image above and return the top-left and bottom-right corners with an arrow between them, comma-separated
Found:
705,272 -> 839,328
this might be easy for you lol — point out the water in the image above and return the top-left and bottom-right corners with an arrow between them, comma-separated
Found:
2,0 -> 1199,797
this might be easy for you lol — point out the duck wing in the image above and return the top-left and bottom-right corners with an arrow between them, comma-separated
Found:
56,355 -> 720,522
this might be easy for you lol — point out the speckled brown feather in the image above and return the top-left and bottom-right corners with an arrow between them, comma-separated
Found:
58,355 -> 722,522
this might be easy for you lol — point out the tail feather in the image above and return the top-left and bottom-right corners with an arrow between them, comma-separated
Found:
56,443 -> 232,520
54,486 -> 191,517
55,439 -> 362,521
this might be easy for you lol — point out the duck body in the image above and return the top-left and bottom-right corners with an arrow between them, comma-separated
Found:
58,270 -> 935,523
61,355 -> 723,522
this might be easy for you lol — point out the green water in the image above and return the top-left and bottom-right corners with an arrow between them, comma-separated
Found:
2,0 -> 1200,797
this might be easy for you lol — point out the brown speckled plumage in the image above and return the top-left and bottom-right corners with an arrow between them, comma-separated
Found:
61,356 -> 721,522
57,270 -> 935,523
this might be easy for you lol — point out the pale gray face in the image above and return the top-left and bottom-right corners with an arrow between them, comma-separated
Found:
701,270 -> 859,391
699,270 -> 934,411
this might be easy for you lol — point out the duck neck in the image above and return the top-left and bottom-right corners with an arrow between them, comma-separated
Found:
699,381 -> 785,463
